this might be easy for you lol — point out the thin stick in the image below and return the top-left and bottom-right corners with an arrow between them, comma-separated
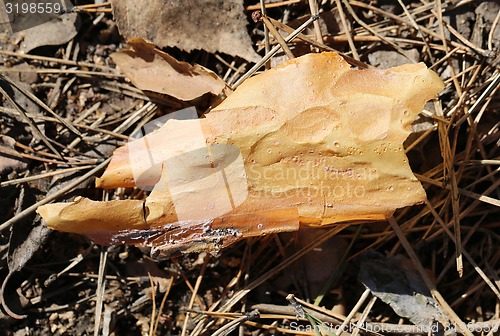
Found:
341,0 -> 416,63
72,2 -> 112,13
443,64 -> 480,85
267,17 -> 369,68
488,10 -> 500,51
441,20 -> 492,57
434,100 -> 464,277
246,0 -> 301,11
405,128 -> 434,153
0,165 -> 94,187
436,216 -> 485,284
352,296 -> 377,336
0,68 -> 124,78
73,2 -> 110,9
349,1 -> 475,55
456,72 -> 500,127
148,273 -> 157,336
425,202 -> 500,300
430,47 -> 461,69
435,1 -> 463,102
93,248 -> 108,336
291,296 -> 346,322
337,288 -> 370,336
212,310 -> 259,336
0,145 -> 68,165
459,159 -> 500,166
153,276 -> 174,335
74,8 -> 112,13
0,50 -> 116,71
307,0 -> 322,43
180,254 -> 210,336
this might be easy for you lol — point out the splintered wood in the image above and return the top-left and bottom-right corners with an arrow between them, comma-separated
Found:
37,52 -> 444,256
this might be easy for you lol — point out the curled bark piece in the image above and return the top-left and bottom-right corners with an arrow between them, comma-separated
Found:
38,52 -> 444,255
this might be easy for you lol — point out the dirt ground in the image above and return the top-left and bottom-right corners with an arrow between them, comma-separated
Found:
0,0 -> 499,335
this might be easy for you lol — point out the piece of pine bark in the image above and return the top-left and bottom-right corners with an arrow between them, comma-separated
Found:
37,52 -> 444,256
110,38 -> 230,101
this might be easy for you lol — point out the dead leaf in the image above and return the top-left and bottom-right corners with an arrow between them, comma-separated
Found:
37,52 -> 444,255
111,38 -> 229,101
11,13 -> 80,53
109,0 -> 260,62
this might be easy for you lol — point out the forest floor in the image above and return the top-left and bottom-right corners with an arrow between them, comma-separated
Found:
0,0 -> 499,335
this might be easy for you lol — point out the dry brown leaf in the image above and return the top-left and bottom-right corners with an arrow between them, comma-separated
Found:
111,38 -> 229,101
110,0 -> 260,62
37,52 -> 444,256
